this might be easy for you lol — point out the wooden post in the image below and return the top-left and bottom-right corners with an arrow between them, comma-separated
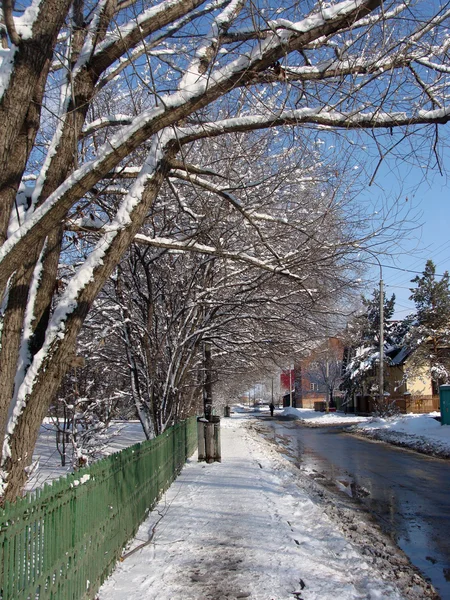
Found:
205,422 -> 215,464
203,342 -> 213,420
197,419 -> 206,461
214,421 -> 221,462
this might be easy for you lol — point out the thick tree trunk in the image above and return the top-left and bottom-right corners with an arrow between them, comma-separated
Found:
0,261 -> 38,463
1,148 -> 175,502
0,226 -> 63,465
0,66 -> 49,243
29,228 -> 64,356
0,0 -> 71,195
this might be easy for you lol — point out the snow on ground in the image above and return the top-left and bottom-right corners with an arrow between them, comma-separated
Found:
98,414 -> 435,600
23,407 -> 446,598
26,408 -> 450,493
279,406 -> 450,458
26,420 -> 146,491
351,412 -> 450,458
281,406 -> 371,425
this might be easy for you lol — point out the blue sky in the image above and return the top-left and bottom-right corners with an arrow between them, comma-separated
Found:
365,152 -> 450,320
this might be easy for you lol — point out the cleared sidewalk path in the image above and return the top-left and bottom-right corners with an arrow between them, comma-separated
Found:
98,417 -> 414,600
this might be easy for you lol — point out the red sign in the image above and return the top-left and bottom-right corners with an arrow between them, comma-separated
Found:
280,369 -> 294,390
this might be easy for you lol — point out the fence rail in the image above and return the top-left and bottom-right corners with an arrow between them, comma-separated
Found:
354,395 -> 440,415
394,395 -> 440,414
0,417 -> 197,600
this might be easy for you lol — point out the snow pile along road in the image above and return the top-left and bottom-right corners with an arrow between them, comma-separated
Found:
352,412 -> 450,458
280,406 -> 450,459
98,416 -> 435,600
281,407 -> 371,426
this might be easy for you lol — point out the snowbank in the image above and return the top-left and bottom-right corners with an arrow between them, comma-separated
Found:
281,406 -> 370,425
278,407 -> 450,458
352,412 -> 450,458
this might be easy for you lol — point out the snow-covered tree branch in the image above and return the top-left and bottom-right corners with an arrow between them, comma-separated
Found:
0,0 -> 450,501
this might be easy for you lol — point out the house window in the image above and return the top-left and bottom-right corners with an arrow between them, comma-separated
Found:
310,383 -> 318,391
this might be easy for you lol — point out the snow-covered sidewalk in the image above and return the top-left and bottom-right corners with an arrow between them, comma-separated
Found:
98,416 -> 433,600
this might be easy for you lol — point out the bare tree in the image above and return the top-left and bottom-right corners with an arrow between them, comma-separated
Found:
1,0 -> 450,500
309,338 -> 344,410
103,133 -> 377,434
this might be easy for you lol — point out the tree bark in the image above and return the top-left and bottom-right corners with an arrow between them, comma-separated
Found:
203,341 -> 213,420
0,259 -> 39,464
1,146 -> 175,502
0,0 -> 71,195
0,65 -> 49,243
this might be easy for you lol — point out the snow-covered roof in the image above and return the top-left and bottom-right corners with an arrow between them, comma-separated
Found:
387,346 -> 413,366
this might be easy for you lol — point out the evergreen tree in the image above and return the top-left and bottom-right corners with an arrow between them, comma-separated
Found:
360,289 -> 396,343
408,260 -> 450,389
410,260 -> 450,331
341,288 -> 399,413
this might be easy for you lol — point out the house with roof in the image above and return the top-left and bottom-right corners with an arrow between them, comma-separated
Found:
350,343 -> 440,415
385,345 -> 439,413
281,338 -> 344,410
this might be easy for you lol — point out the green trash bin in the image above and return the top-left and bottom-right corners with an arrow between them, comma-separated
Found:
439,385 -> 450,425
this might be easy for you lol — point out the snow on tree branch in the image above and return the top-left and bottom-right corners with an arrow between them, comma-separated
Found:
1,0 -> 450,500
134,233 -> 317,288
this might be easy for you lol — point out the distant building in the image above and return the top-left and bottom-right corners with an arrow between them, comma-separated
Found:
281,338 -> 344,410
351,344 -> 441,415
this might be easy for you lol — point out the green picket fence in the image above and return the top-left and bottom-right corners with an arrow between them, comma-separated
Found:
0,417 -> 197,600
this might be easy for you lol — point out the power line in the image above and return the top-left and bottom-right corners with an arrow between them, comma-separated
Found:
385,284 -> 414,290
365,261 -> 447,278
394,307 -> 415,315
393,301 -> 414,310
381,241 -> 450,286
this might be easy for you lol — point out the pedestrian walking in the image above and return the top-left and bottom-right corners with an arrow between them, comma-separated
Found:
269,402 -> 275,417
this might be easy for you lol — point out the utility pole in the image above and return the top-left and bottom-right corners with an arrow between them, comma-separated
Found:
199,340 -> 221,463
363,250 -> 384,412
289,364 -> 294,408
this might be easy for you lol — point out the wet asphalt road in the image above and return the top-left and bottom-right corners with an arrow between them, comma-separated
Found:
268,420 -> 450,599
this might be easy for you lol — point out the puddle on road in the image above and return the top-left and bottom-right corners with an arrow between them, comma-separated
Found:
269,422 -> 450,600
